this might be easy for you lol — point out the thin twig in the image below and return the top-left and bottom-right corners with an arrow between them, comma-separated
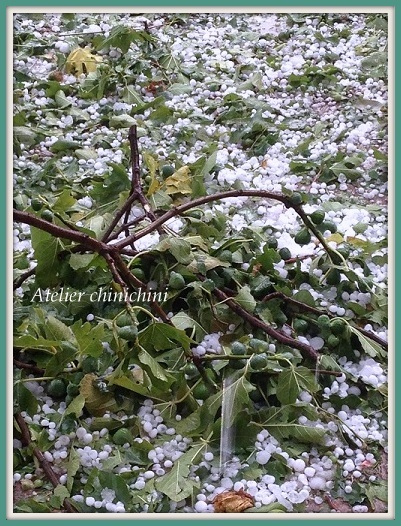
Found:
13,267 -> 36,289
262,291 -> 388,350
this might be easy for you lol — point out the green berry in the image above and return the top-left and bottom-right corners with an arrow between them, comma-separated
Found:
310,210 -> 325,225
47,378 -> 67,398
250,353 -> 268,371
330,318 -> 347,336
249,338 -> 269,353
161,165 -> 175,178
327,334 -> 340,349
317,315 -> 331,329
183,363 -> 199,378
294,228 -> 311,245
231,341 -> 247,355
289,192 -> 303,206
31,198 -> 43,211
40,209 -> 54,222
117,325 -> 138,342
266,236 -> 278,249
279,247 -> 292,261
293,319 -> 309,334
192,383 -> 210,400
319,220 -> 337,234
169,271 -> 186,290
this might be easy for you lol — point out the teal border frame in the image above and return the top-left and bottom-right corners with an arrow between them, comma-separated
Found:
3,1 -> 397,524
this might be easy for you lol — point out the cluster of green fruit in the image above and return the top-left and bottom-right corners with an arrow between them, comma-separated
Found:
230,339 -> 272,372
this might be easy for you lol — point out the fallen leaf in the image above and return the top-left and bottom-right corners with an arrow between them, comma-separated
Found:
213,490 -> 254,513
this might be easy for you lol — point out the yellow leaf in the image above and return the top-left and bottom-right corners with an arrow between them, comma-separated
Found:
326,233 -> 343,244
65,47 -> 102,76
143,152 -> 161,197
164,166 -> 192,195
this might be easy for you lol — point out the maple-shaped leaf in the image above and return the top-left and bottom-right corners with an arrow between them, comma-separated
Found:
164,166 -> 192,195
65,47 -> 102,76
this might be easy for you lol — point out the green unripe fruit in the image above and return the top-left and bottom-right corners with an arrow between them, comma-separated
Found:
192,383 -> 210,400
327,334 -> 340,349
169,271 -> 186,290
47,378 -> 67,398
131,268 -> 146,281
317,315 -> 331,329
113,428 -> 133,445
294,228 -> 311,245
230,358 -> 247,370
117,325 -> 138,342
326,268 -> 341,285
31,198 -> 43,211
288,192 -> 303,206
249,338 -> 269,353
67,383 -> 80,397
266,236 -> 278,249
183,363 -> 199,378
161,165 -> 175,178
279,247 -> 292,261
40,209 -> 54,222
218,250 -> 233,263
319,220 -> 337,234
293,319 -> 309,334
250,353 -> 268,371
82,356 -> 98,373
116,313 -> 133,328
310,210 -> 325,225
231,341 -> 247,355
330,318 -> 347,336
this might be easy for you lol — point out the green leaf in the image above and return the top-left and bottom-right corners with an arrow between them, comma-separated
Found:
31,227 -> 62,288
293,289 -> 316,307
187,254 -> 230,273
53,484 -> 70,502
66,447 -> 81,492
45,315 -> 77,343
97,471 -> 131,504
53,189 -> 77,212
109,114 -> 138,128
235,285 -> 256,313
54,89 -> 72,108
69,253 -> 96,271
139,323 -> 192,352
63,394 -> 86,419
155,237 -> 193,264
155,444 -> 206,501
45,342 -> 77,376
71,320 -> 104,357
122,85 -> 144,105
138,348 -> 174,386
348,326 -> 387,359
13,371 -> 39,416
276,366 -> 319,405
49,139 -> 81,152
170,312 -> 207,340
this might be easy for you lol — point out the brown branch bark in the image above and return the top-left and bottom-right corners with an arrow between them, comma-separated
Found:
13,209 -> 112,255
206,283 -> 319,361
